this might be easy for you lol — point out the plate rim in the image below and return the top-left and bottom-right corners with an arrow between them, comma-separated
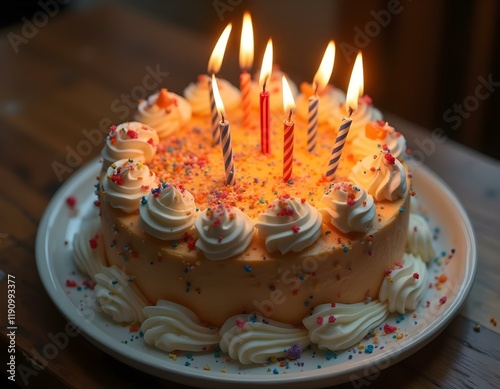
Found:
35,156 -> 477,388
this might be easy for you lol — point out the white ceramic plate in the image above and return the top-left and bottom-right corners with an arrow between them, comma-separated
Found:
36,157 -> 476,388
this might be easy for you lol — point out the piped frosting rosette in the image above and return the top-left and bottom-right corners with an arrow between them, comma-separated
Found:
141,300 -> 220,352
303,301 -> 389,351
295,83 -> 346,124
102,159 -> 157,213
134,88 -> 192,138
378,253 -> 428,314
219,313 -> 310,364
251,66 -> 299,112
194,203 -> 254,260
328,95 -> 383,142
320,181 -> 376,234
351,120 -> 407,161
255,195 -> 322,254
184,74 -> 241,116
349,150 -> 407,201
94,265 -> 149,323
406,213 -> 436,262
101,122 -> 159,172
139,184 -> 197,240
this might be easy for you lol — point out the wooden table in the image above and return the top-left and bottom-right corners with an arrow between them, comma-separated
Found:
1,5 -> 499,388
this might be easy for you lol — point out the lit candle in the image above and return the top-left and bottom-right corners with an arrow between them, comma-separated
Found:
259,39 -> 273,154
282,75 -> 296,183
208,23 -> 232,146
239,11 -> 254,128
326,51 -> 363,180
212,74 -> 235,186
308,40 -> 335,153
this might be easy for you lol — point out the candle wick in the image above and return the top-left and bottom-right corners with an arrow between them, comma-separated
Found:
263,76 -> 268,92
287,110 -> 293,122
348,106 -> 354,117
221,112 -> 226,123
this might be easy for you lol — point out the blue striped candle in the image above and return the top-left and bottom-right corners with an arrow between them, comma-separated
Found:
209,77 -> 220,146
219,118 -> 235,185
326,116 -> 352,180
307,95 -> 318,152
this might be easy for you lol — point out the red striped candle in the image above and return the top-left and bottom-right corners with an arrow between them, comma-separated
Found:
239,12 -> 253,128
282,75 -> 296,182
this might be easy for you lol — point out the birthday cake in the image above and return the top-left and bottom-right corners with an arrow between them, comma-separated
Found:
71,69 -> 438,365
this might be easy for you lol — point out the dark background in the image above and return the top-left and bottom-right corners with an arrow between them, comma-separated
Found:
2,0 -> 500,161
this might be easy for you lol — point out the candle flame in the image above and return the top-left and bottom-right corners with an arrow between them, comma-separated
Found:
282,75 -> 296,113
208,23 -> 232,75
239,11 -> 254,70
346,51 -> 363,112
259,39 -> 273,89
313,40 -> 335,93
211,74 -> 225,116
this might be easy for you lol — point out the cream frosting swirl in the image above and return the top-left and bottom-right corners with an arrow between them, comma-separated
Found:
94,266 -> 149,323
406,213 -> 436,262
194,203 -> 254,260
250,67 -> 299,112
320,181 -> 375,234
219,313 -> 310,364
255,196 -> 322,254
183,74 -> 241,116
296,83 -> 346,124
101,122 -> 159,172
351,120 -> 407,161
328,95 -> 383,142
138,184 -> 197,240
73,216 -> 106,281
141,300 -> 220,352
103,159 -> 157,213
349,151 -> 407,201
134,89 -> 192,138
379,253 -> 428,314
303,301 -> 389,351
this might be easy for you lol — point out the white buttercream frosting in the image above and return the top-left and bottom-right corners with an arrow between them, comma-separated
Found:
296,83 -> 346,124
134,89 -> 192,138
379,253 -> 428,314
194,204 -> 254,260
73,217 -> 106,281
328,95 -> 383,142
184,74 -> 241,116
94,266 -> 149,323
250,66 -> 299,112
407,213 -> 436,262
351,120 -> 407,161
101,122 -> 159,172
255,196 -> 322,254
102,159 -> 157,213
141,300 -> 220,352
138,184 -> 197,240
219,313 -> 310,364
303,301 -> 389,351
349,151 -> 407,201
320,181 -> 375,234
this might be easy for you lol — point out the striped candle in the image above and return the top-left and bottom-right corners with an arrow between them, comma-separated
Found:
240,70 -> 252,127
209,78 -> 220,146
307,95 -> 318,152
260,90 -> 270,154
326,116 -> 352,180
219,118 -> 235,185
283,115 -> 294,182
